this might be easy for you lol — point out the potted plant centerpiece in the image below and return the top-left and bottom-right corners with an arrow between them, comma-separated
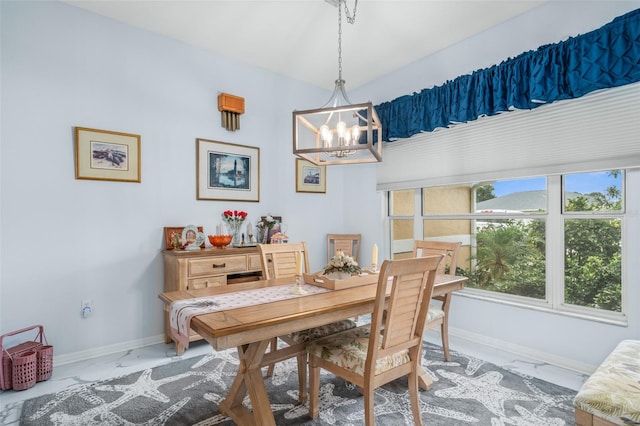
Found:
323,250 -> 361,280
256,214 -> 277,244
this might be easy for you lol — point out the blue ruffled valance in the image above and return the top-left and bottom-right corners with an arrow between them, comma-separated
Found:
375,8 -> 640,142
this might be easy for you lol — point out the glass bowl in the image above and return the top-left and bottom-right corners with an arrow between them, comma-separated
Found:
208,234 -> 232,249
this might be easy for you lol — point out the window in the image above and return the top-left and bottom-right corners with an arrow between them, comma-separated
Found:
389,189 -> 415,260
470,177 -> 547,299
387,170 -> 626,320
563,171 -> 623,312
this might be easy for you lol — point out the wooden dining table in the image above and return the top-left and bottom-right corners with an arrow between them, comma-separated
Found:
159,273 -> 466,426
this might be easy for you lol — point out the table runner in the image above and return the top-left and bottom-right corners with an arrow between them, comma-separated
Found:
169,283 -> 330,349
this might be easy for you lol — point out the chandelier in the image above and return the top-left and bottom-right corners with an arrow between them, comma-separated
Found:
293,0 -> 382,166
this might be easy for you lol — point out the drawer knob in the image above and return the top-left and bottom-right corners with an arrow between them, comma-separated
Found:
212,263 -> 226,268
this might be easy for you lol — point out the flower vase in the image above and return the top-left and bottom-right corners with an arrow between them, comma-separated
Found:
229,222 -> 242,246
261,227 -> 271,244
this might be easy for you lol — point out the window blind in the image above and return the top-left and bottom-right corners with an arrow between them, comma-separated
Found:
376,82 -> 640,191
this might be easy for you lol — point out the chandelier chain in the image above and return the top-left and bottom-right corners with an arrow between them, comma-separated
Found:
337,0 -> 357,81
343,0 -> 357,24
338,1 -> 342,80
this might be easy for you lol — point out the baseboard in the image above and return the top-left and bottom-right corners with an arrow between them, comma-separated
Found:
54,328 -> 597,376
447,326 -> 597,375
53,334 -> 166,367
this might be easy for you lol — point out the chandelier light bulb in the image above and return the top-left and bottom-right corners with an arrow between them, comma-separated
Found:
352,125 -> 361,142
320,124 -> 330,138
336,121 -> 347,138
320,124 -> 331,142
344,131 -> 352,145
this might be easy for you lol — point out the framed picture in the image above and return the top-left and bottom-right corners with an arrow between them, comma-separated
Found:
75,127 -> 141,182
163,226 -> 205,250
296,159 -> 326,193
197,138 -> 260,202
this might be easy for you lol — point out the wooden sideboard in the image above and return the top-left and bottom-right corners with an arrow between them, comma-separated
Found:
162,246 -> 263,345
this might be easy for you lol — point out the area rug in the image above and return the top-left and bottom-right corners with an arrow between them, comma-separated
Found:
20,342 -> 576,425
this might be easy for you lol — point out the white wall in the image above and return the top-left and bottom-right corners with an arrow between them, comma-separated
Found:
3,0 -> 639,370
0,1 -> 348,357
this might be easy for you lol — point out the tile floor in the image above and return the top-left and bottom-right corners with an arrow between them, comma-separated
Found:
0,332 -> 588,425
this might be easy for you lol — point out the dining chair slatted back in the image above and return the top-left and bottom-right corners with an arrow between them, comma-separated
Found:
413,240 -> 460,275
381,270 -> 429,349
327,234 -> 361,263
258,242 -> 310,279
256,242 -> 356,405
413,240 -> 461,362
307,255 -> 443,425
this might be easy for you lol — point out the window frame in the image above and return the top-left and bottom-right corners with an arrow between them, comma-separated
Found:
387,173 -> 628,325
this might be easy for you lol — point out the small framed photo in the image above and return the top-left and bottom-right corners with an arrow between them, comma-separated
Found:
296,159 -> 326,193
163,226 -> 205,250
197,138 -> 260,202
75,127 -> 141,182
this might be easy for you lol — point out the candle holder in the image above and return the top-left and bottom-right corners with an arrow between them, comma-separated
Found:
289,275 -> 307,295
371,263 -> 378,273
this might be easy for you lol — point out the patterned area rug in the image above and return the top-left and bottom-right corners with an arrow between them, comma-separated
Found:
20,342 -> 576,425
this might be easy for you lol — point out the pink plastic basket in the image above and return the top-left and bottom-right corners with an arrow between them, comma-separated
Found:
11,351 -> 36,391
0,325 -> 53,391
36,345 -> 54,382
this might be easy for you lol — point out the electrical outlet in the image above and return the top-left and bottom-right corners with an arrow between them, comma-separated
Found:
81,299 -> 93,318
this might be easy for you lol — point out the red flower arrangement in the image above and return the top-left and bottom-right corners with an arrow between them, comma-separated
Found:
222,210 -> 248,245
222,210 -> 248,223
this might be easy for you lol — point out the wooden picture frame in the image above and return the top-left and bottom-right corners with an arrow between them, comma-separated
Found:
163,226 -> 205,250
296,159 -> 326,193
197,138 -> 260,202
75,127 -> 141,182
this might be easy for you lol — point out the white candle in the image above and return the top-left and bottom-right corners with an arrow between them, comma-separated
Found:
295,251 -> 303,275
372,244 -> 378,265
247,221 -> 252,234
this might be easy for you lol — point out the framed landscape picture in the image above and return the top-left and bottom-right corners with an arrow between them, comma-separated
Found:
296,158 -> 326,193
197,138 -> 260,202
75,127 -> 141,182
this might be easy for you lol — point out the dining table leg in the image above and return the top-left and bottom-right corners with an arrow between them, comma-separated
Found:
218,339 -> 276,426
416,343 -> 434,390
418,368 -> 433,390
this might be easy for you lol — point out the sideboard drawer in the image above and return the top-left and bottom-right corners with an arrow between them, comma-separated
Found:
188,275 -> 226,289
188,255 -> 247,276
248,253 -> 262,272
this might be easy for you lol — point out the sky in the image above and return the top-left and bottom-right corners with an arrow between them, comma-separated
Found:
493,172 -> 622,197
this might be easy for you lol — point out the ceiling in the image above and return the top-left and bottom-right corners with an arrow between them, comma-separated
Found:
63,0 -> 548,90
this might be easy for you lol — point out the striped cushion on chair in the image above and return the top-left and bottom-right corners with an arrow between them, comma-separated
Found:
427,305 -> 445,322
289,319 -> 357,344
306,326 -> 411,376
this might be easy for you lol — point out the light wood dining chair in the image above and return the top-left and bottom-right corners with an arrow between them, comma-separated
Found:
257,242 -> 357,404
327,233 -> 361,263
307,255 -> 443,425
413,240 -> 461,361
259,241 -> 311,281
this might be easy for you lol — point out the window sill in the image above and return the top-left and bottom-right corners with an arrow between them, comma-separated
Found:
456,289 -> 628,327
